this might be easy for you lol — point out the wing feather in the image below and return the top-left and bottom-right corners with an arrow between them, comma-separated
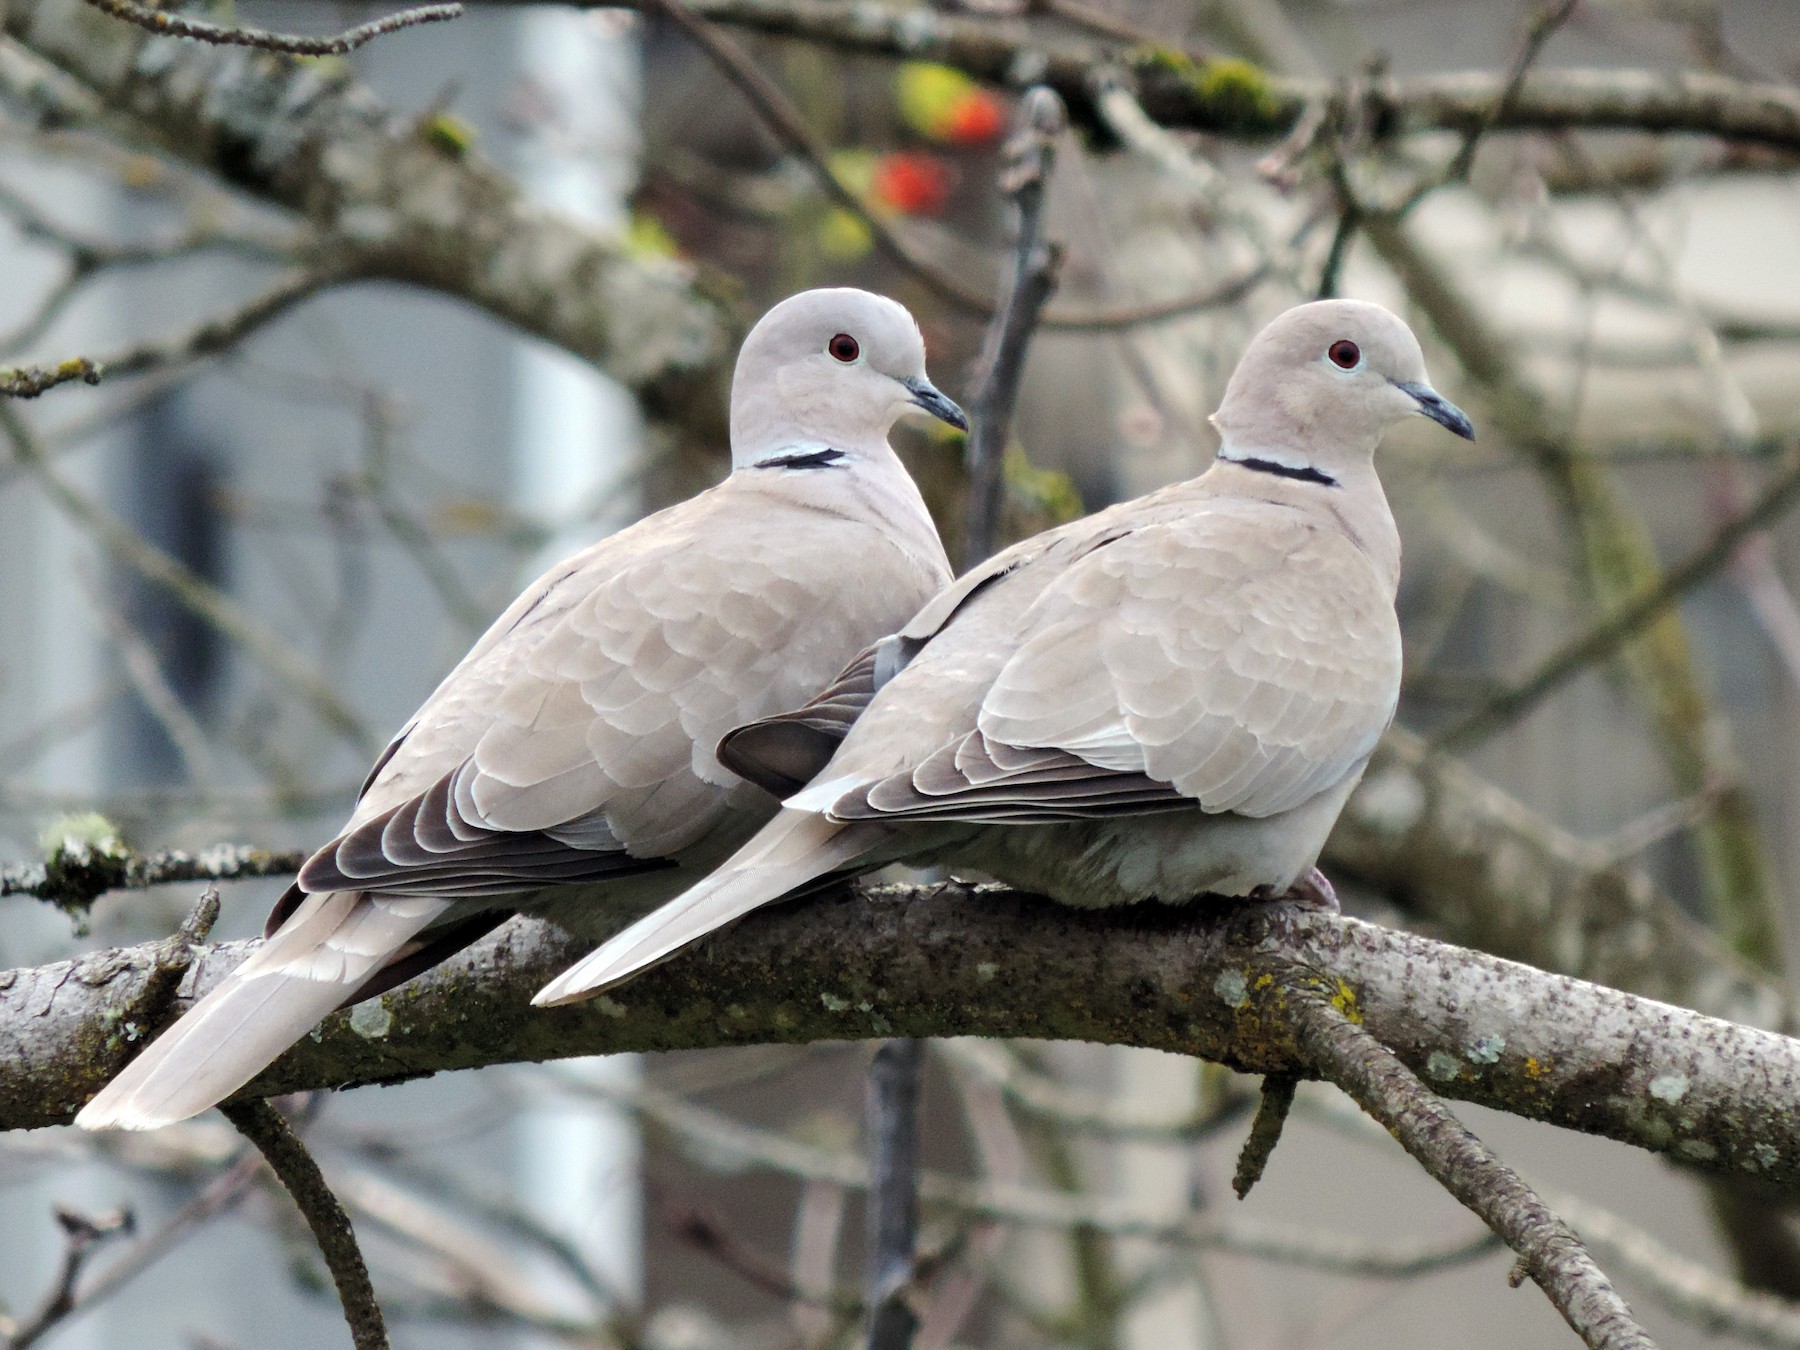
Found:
819,503 -> 1400,825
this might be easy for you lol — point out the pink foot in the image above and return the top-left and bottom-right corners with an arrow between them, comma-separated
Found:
1289,867 -> 1340,912
1248,868 -> 1340,913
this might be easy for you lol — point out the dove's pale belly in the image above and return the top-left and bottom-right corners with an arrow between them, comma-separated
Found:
942,765 -> 1367,908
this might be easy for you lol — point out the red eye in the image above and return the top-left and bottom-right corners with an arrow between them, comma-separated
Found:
1328,339 -> 1360,369
828,333 -> 860,362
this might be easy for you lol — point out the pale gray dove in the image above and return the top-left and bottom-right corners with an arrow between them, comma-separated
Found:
533,299 -> 1473,1004
78,287 -> 962,1130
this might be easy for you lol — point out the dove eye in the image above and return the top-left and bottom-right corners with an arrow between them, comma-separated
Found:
828,333 -> 860,363
1327,339 -> 1361,370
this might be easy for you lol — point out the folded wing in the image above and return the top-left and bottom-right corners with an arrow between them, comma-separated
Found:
816,504 -> 1402,824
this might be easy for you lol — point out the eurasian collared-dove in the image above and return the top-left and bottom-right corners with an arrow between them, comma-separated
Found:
77,288 -> 962,1131
533,299 -> 1473,1004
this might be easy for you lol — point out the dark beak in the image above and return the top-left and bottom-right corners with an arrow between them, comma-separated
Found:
901,376 -> 968,431
1394,380 -> 1475,441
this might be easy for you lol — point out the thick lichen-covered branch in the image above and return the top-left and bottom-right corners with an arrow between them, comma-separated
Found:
8,884 -> 1800,1198
454,0 -> 1800,152
1327,729 -> 1790,1034
5,0 -> 732,430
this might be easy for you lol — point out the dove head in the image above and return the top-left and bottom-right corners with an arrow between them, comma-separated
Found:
729,288 -> 966,468
1210,299 -> 1473,478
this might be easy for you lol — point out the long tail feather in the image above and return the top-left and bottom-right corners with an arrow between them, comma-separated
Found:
532,810 -> 874,1006
76,890 -> 448,1131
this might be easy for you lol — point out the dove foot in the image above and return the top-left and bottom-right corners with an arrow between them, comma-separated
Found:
1247,868 -> 1340,913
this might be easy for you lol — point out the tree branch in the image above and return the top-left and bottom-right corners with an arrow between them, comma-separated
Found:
1,840 -> 305,914
963,86 -> 1064,566
16,884 -> 1800,1196
1437,444 -> 1800,752
1287,982 -> 1656,1350
621,1074 -> 1500,1276
3,1207 -> 134,1350
5,0 -> 733,432
221,1099 -> 390,1350
1,405 -> 377,754
1328,729 -> 1792,1034
81,0 -> 461,55
0,358 -> 100,398
1229,1073 -> 1296,1200
644,0 -> 997,317
865,1035 -> 924,1350
446,0 -> 1800,153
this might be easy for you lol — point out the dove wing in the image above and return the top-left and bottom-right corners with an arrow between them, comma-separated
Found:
297,480 -> 948,899
824,501 -> 1401,824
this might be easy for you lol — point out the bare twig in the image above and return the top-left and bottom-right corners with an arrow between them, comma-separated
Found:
221,1100 -> 390,1350
1,839 -> 303,912
1231,1073 -> 1297,1200
1591,780 -> 1732,867
940,1039 -> 1256,1141
1,405 -> 374,754
858,89 -> 1066,1350
866,1036 -> 926,1350
57,1154 -> 264,1324
1286,980 -> 1657,1350
0,265 -> 332,409
629,0 -> 1253,335
672,1205 -> 861,1314
641,0 -> 996,316
1436,445 -> 1800,751
1094,78 -> 1301,287
963,86 -> 1065,567
4,0 -> 732,423
78,569 -> 220,786
133,887 -> 223,1023
1551,1190 -> 1800,1348
1034,0 -> 1176,50
82,0 -> 462,54
1038,267 -> 1267,330
4,1208 -> 135,1350
1364,209 -> 1781,977
0,179 -> 303,355
626,1077 -> 1500,1276
1295,1087 -> 1800,1346
1434,0 -> 1582,190
97,266 -> 351,383
0,358 -> 100,398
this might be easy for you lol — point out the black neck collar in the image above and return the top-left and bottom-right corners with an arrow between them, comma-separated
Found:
1219,453 -> 1338,487
754,447 -> 846,471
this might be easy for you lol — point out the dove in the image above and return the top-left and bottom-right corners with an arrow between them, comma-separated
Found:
77,287 -> 963,1131
533,299 -> 1473,1004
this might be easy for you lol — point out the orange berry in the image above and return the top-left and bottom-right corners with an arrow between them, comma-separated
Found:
941,91 -> 1005,145
872,152 -> 952,216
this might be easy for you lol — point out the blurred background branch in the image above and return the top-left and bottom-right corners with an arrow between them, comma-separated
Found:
8,0 -> 1800,1344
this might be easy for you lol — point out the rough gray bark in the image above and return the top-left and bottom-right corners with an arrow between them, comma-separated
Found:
4,0 -> 732,427
1290,987 -> 1657,1350
1328,729 -> 1792,1033
8,882 -> 1800,1194
452,0 -> 1800,153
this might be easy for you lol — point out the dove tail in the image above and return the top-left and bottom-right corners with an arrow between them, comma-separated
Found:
76,890 -> 448,1132
533,810 -> 873,1006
